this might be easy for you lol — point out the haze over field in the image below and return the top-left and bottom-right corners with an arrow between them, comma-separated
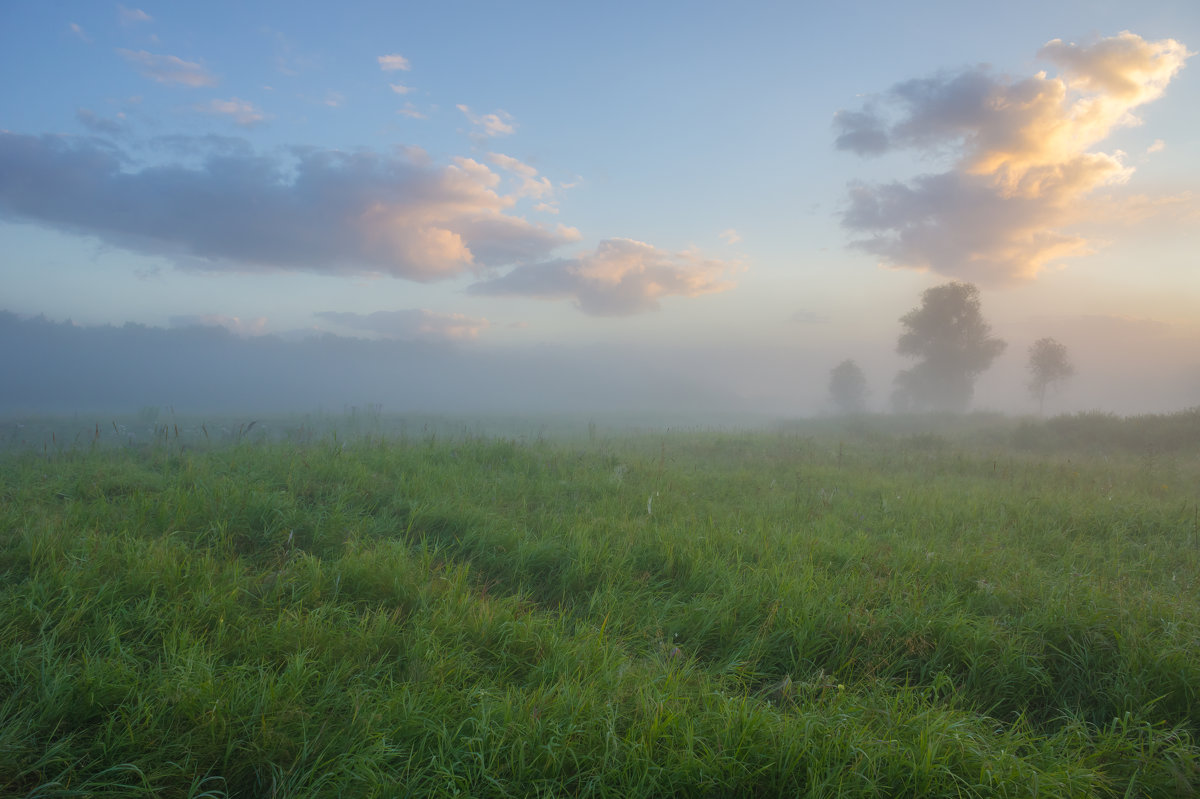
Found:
2,2 -> 1198,415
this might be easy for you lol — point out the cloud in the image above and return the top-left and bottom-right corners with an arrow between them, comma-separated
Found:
832,107 -> 889,155
468,238 -> 737,316
835,31 -> 1192,283
719,228 -> 742,245
458,104 -> 515,138
1039,32 -> 1186,101
390,83 -> 413,95
487,152 -> 553,199
0,132 -> 576,281
68,23 -> 91,42
118,49 -> 217,87
842,169 -> 1100,282
316,309 -> 490,341
169,314 -> 267,336
397,104 -> 427,119
378,54 -> 410,71
1147,138 -> 1165,154
77,108 -> 127,136
119,6 -> 152,24
194,98 -> 268,126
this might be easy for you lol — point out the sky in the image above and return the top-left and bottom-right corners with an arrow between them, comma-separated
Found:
1,1 -> 1198,415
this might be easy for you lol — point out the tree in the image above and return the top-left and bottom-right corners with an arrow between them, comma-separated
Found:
828,359 -> 868,413
894,282 -> 1006,412
1027,337 -> 1074,414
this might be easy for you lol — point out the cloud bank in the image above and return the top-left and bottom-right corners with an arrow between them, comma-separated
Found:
316,309 -> 490,341
169,314 -> 267,336
835,31 -> 1192,283
0,133 -> 577,281
469,238 -> 736,315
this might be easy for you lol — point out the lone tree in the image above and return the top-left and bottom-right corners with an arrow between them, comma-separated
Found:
828,359 -> 868,413
894,282 -> 1006,412
1027,337 -> 1074,414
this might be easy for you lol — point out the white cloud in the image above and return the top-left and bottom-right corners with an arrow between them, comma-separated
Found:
469,238 -> 738,315
118,49 -> 217,87
68,23 -> 91,42
458,104 -> 516,138
835,31 -> 1192,283
1147,138 -> 1165,154
397,104 -> 427,119
316,309 -> 490,341
194,98 -> 268,126
390,83 -> 413,95
378,54 -> 410,71
118,6 -> 152,24
719,228 -> 742,245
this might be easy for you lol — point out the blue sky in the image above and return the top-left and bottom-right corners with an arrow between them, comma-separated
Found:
2,1 -> 1198,412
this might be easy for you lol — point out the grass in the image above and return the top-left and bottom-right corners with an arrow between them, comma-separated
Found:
1,412 -> 1199,796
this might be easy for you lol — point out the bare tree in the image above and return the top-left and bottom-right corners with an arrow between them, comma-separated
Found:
829,359 -> 868,413
1027,337 -> 1074,414
894,282 -> 1006,412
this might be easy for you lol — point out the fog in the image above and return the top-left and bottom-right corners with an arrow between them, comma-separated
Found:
3,310 -> 1197,419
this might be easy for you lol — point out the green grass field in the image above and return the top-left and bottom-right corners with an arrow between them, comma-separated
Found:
2,412 -> 1199,797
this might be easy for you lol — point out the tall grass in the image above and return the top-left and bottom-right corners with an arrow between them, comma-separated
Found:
1,415 -> 1198,796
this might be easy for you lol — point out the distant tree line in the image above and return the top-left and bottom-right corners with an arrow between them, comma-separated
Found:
0,311 -> 735,415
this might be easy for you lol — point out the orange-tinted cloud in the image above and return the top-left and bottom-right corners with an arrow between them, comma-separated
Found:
0,133 -> 573,281
469,238 -> 737,315
835,32 -> 1192,283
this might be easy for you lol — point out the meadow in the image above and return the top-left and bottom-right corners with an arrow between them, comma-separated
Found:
2,410 -> 1199,797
